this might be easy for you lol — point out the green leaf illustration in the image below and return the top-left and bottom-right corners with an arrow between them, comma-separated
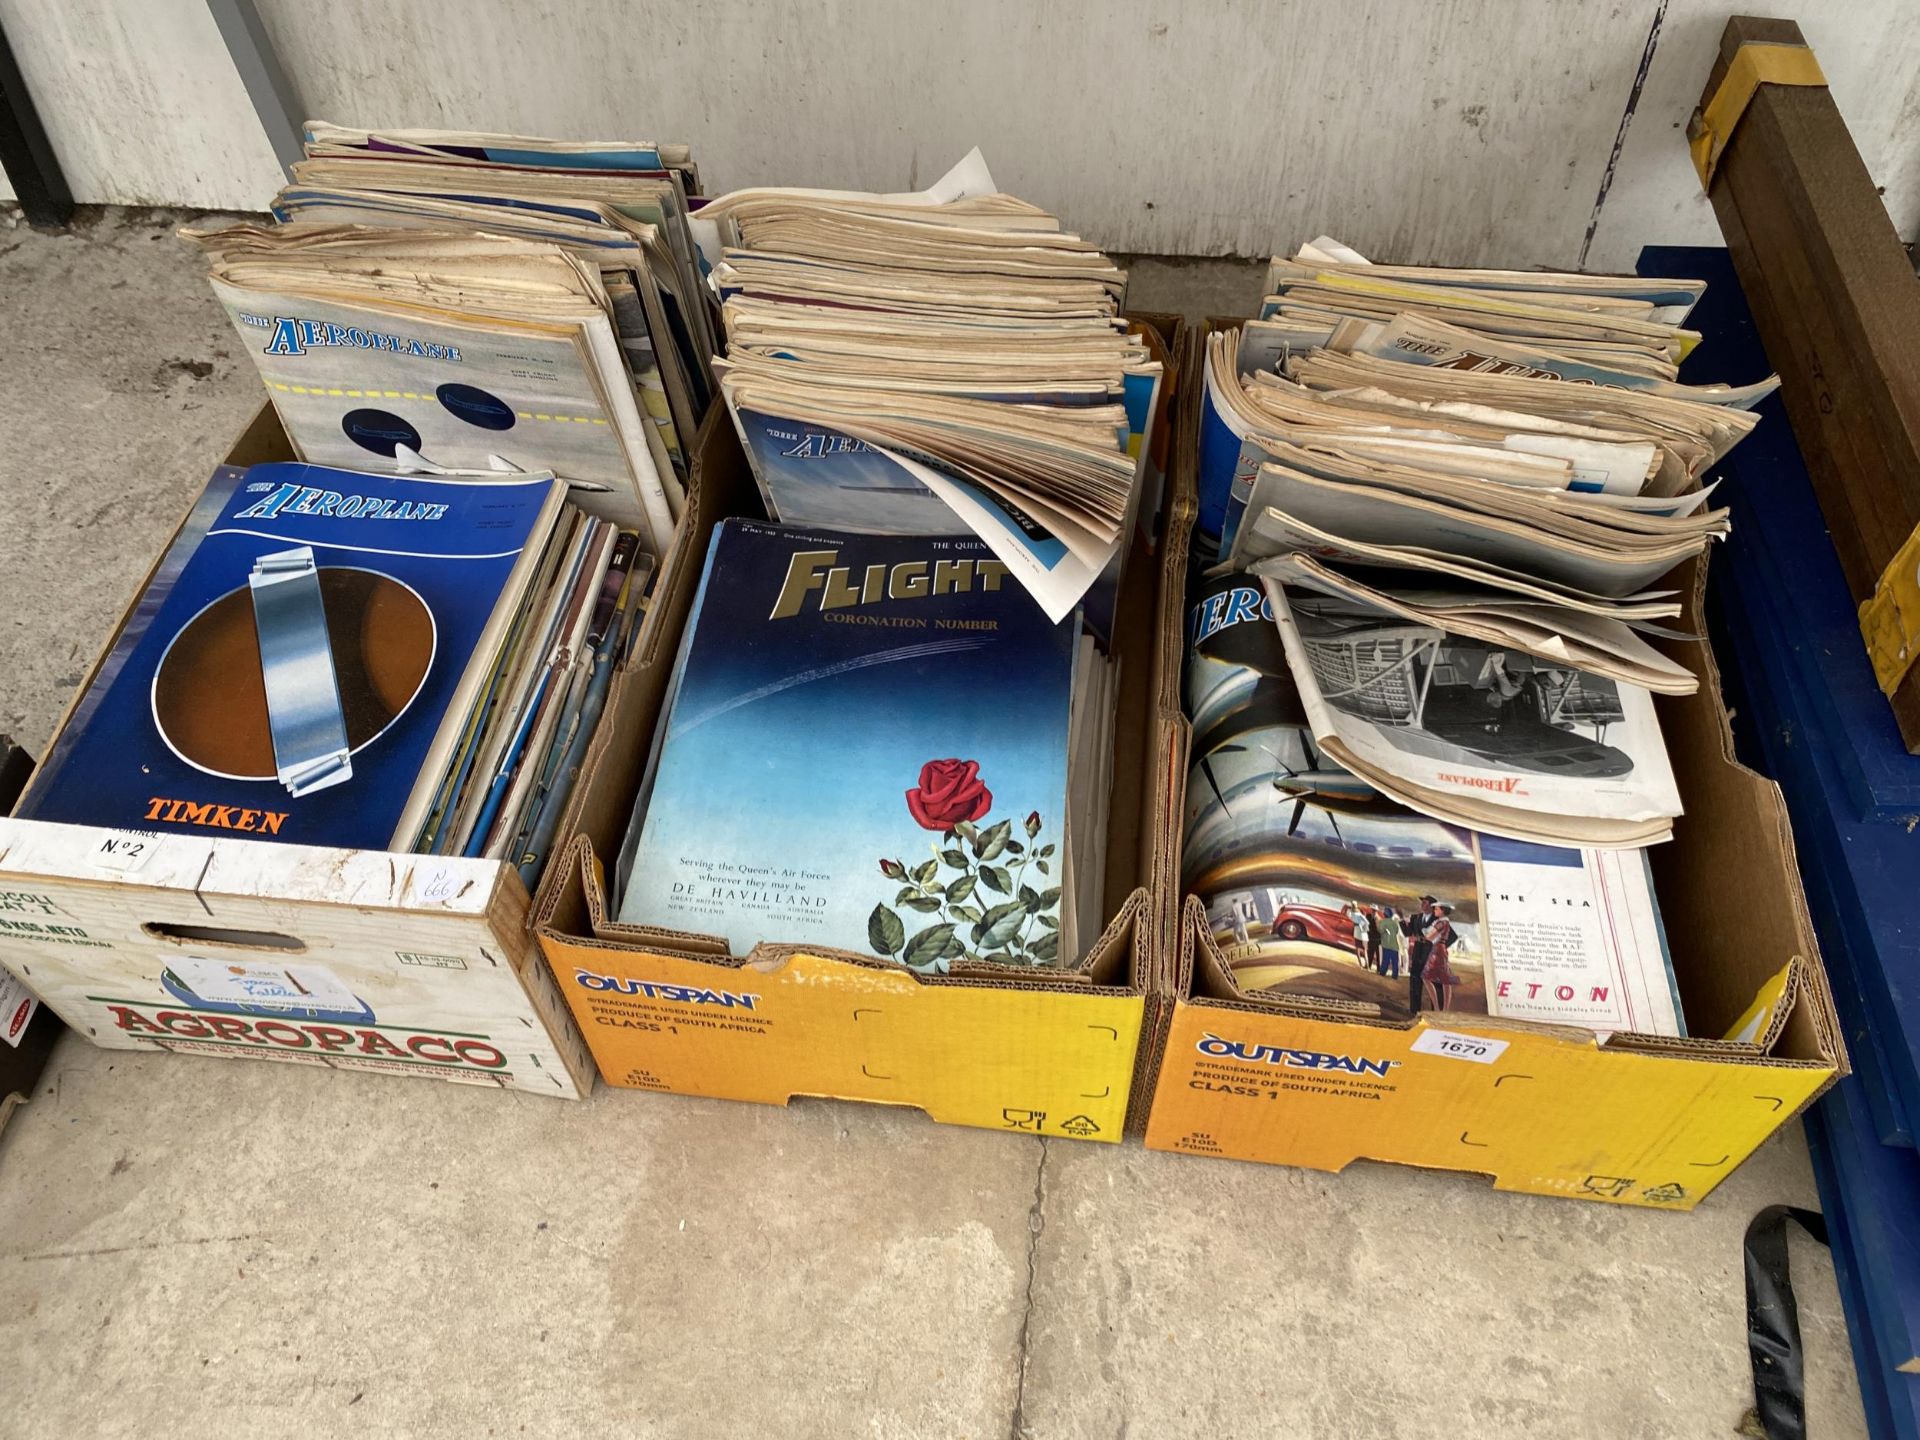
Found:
976,819 -> 1013,860
1037,887 -> 1062,908
1036,860 -> 1049,875
913,858 -> 939,886
902,895 -> 944,913
978,903 -> 1028,950
868,904 -> 906,956
1006,840 -> 1025,857
951,903 -> 984,923
902,923 -> 957,969
980,864 -> 1012,895
939,928 -> 967,959
971,902 -> 1018,946
946,873 -> 976,903
896,886 -> 919,906
1019,884 -> 1041,908
953,819 -> 979,844
941,848 -> 969,869
1038,914 -> 1060,930
1037,843 -> 1056,858
1029,931 -> 1060,963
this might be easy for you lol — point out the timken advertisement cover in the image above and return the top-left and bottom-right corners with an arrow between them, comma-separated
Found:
18,462 -> 562,850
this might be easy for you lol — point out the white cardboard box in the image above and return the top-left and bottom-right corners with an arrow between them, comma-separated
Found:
0,408 -> 594,1098
0,824 -> 590,1095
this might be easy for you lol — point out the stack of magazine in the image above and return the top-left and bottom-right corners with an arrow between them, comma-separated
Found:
611,520 -> 1111,974
1196,237 -> 1779,849
1180,238 -> 1777,1033
703,157 -> 1165,628
189,222 -> 679,553
598,158 -> 1145,972
1181,568 -> 1683,1034
189,122 -> 717,557
273,122 -> 713,487
19,461 -> 650,885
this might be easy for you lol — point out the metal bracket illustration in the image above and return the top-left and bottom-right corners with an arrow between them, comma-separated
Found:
249,546 -> 352,796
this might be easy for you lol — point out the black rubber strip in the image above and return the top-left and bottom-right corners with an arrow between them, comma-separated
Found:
1745,1204 -> 1831,1440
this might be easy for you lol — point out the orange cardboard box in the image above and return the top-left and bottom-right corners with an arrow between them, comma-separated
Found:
533,319 -> 1186,1141
1139,321 -> 1844,1208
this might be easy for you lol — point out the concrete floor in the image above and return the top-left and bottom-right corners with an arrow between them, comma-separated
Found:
0,210 -> 1869,1439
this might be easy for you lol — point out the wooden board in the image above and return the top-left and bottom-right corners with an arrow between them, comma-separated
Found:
1698,15 -> 1920,749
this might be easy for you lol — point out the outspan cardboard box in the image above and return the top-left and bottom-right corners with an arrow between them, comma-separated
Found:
1140,321 -> 1844,1209
533,317 -> 1185,1143
0,404 -> 726,1101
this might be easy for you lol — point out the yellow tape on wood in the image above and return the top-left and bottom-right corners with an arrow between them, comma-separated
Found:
1861,525 -> 1920,696
1689,42 -> 1828,190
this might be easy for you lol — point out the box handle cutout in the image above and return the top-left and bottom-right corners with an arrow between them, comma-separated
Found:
142,921 -> 306,953
785,1093 -> 930,1118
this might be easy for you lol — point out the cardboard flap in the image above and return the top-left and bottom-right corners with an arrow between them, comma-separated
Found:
1720,958 -> 1802,1051
0,817 -> 516,920
1644,557 -> 1841,1069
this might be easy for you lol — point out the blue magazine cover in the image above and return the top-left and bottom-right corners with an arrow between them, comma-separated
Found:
726,404 -> 1128,638
723,361 -> 1160,639
22,461 -> 558,851
617,520 -> 1077,970
729,404 -> 961,533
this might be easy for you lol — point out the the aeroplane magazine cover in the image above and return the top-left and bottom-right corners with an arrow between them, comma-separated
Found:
19,461 -> 558,852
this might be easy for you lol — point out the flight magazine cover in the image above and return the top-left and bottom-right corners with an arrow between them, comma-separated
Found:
617,520 -> 1078,970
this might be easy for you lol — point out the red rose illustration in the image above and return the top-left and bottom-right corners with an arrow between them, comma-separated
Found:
906,759 -> 991,831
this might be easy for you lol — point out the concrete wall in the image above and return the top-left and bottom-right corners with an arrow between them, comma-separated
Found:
2,0 -> 1916,270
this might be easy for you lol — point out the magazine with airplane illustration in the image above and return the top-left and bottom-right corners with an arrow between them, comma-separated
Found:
1183,569 -> 1682,1034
